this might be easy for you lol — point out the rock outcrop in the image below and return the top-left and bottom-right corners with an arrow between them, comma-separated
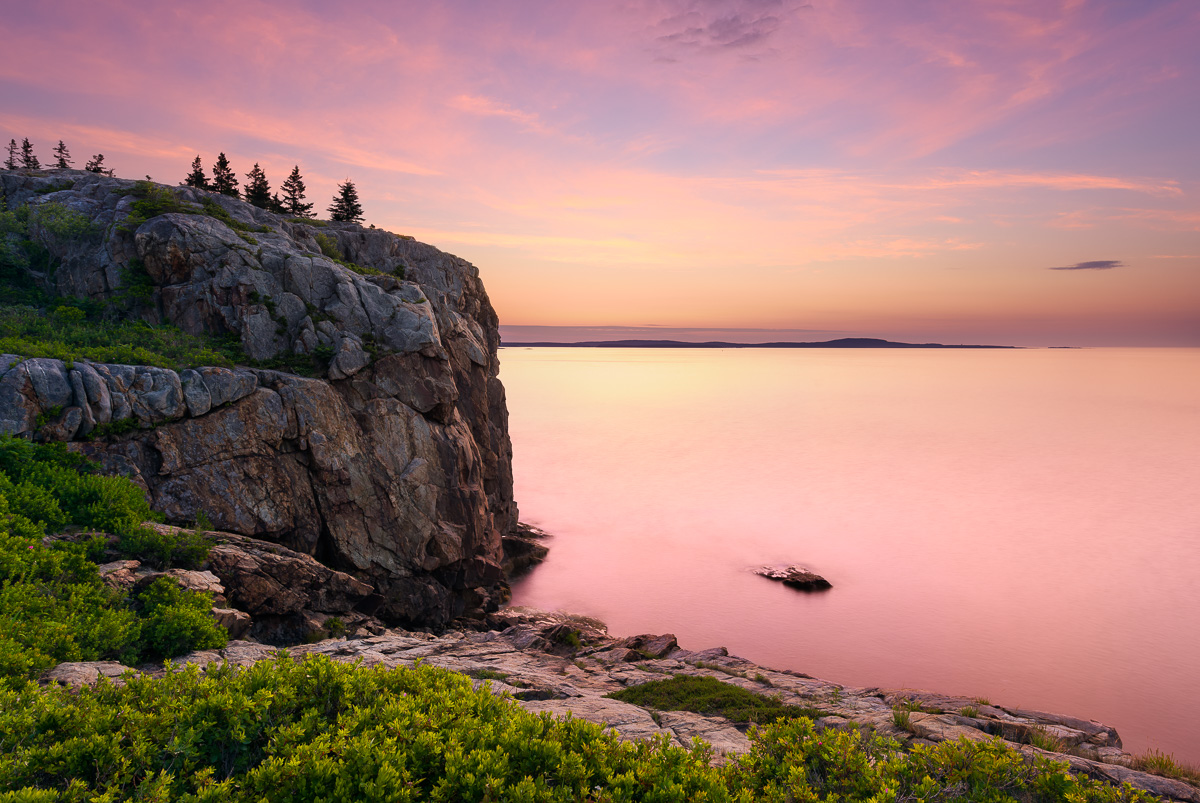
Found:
755,564 -> 832,591
0,169 -> 517,626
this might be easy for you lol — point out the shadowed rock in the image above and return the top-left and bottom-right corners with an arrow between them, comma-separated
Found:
755,565 -> 832,591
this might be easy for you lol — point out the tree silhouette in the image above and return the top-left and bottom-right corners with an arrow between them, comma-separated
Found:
184,156 -> 209,189
84,154 -> 113,175
211,152 -> 239,196
20,139 -> 40,169
328,180 -> 364,223
4,140 -> 16,170
52,141 -> 73,169
243,163 -> 272,208
280,166 -> 314,217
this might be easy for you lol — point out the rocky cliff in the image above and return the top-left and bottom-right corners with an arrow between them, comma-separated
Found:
0,168 -> 517,626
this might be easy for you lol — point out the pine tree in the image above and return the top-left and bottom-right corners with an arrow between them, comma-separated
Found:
279,165 -> 314,217
211,152 -> 239,196
184,155 -> 209,189
84,154 -> 112,175
269,192 -> 285,214
52,140 -> 72,168
243,163 -> 272,208
4,139 -> 16,170
20,139 -> 40,169
328,179 -> 364,223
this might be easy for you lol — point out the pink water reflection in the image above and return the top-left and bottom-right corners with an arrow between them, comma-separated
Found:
502,348 -> 1200,761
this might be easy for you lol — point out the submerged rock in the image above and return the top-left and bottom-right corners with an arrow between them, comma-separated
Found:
755,564 -> 832,591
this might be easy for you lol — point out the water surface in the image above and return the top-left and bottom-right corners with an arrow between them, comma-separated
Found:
502,347 -> 1200,761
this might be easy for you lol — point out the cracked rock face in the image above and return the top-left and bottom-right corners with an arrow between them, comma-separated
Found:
0,170 -> 517,627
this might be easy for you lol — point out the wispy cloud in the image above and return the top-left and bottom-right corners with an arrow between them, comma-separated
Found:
648,0 -> 809,59
1050,260 -> 1123,271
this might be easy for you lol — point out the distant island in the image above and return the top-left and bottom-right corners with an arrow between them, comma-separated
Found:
501,337 -> 1019,349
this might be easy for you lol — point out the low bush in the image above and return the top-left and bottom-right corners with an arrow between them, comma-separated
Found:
0,304 -> 243,370
0,655 -> 1159,802
606,674 -> 825,727
727,718 -> 1153,803
0,437 -> 223,682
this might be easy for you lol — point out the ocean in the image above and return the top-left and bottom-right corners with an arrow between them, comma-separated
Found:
500,347 -> 1200,761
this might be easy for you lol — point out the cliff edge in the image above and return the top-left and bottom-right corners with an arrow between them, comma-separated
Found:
0,168 -> 517,626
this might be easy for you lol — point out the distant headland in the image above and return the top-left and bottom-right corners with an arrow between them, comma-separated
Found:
501,337 -> 1019,349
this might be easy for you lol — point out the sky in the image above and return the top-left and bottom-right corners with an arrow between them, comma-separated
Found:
2,0 -> 1198,346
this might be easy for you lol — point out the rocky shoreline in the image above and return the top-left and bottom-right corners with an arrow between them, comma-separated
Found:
45,606 -> 1198,803
6,167 -> 1195,801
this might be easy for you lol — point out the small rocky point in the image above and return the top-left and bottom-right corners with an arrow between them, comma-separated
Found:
755,564 -> 832,591
43,608 -> 1198,803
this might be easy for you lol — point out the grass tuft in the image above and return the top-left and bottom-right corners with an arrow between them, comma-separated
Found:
1132,750 -> 1200,787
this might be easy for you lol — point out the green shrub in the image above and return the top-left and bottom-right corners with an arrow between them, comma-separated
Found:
119,182 -> 193,232
0,655 -> 1161,803
134,577 -> 227,661
606,675 -> 825,727
116,524 -> 211,569
0,304 -> 244,370
0,437 -> 223,680
0,656 -> 731,802
725,718 -> 1155,803
314,231 -> 344,262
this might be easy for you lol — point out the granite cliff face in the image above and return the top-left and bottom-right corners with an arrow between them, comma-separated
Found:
0,169 -> 517,626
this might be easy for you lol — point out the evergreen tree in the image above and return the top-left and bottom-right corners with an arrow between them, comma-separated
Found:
20,139 -> 40,169
328,179 -> 364,223
211,152 -> 239,196
4,139 -> 16,170
279,165 -> 313,217
52,140 -> 72,168
243,162 -> 272,208
84,154 -> 112,175
183,155 -> 209,189
269,192 -> 285,214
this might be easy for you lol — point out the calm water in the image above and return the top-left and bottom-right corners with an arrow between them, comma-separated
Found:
501,347 -> 1200,761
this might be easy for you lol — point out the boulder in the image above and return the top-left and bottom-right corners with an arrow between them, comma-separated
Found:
211,607 -> 252,639
44,661 -> 136,689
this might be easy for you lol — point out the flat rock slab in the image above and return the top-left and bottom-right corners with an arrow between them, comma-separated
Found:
755,565 -> 832,591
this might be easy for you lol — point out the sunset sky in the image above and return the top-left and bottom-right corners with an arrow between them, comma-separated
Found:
2,0 -> 1197,345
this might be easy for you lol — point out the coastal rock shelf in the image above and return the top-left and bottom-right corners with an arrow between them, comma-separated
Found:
49,609 -> 1199,803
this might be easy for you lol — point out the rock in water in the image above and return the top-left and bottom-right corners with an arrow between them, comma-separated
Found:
0,170 -> 519,627
755,564 -> 832,591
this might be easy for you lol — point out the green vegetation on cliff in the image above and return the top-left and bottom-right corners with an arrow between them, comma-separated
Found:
0,198 -> 243,370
